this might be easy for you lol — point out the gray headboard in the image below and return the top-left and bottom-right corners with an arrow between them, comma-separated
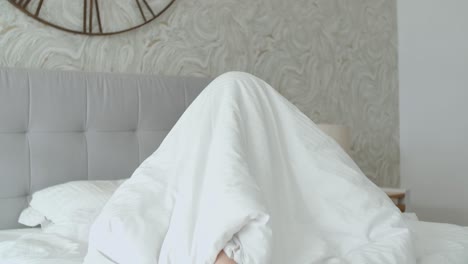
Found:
0,67 -> 211,229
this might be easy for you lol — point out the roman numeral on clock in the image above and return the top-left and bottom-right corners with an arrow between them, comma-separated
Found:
15,0 -> 32,9
83,0 -> 103,34
135,0 -> 156,22
9,0 -> 43,16
7,0 -> 176,36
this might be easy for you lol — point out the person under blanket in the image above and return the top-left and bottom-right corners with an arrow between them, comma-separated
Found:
84,72 -> 415,264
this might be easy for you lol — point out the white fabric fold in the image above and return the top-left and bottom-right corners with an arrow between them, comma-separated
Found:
85,72 -> 415,264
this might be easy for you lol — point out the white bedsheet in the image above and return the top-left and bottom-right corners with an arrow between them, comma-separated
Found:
409,220 -> 468,264
85,72 -> 415,264
0,229 -> 84,264
1,220 -> 467,263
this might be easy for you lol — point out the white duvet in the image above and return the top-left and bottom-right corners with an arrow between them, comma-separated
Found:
1,220 -> 467,264
84,72 -> 416,264
408,220 -> 468,264
0,229 -> 84,264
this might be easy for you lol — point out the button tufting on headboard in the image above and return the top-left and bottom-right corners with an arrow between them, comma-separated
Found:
0,67 -> 211,229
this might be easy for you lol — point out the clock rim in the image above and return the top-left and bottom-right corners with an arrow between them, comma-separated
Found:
7,0 -> 176,36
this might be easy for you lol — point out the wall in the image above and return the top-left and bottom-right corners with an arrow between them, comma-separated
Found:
398,0 -> 468,225
0,0 -> 399,186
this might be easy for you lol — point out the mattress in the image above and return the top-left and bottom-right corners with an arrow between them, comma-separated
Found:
0,221 -> 467,264
0,229 -> 85,264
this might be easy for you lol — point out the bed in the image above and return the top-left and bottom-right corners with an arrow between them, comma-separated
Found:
0,67 -> 467,263
0,66 -> 208,263
0,67 -> 210,230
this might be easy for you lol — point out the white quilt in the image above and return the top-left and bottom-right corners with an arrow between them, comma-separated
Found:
408,220 -> 468,264
1,221 -> 466,264
85,72 -> 415,264
0,229 -> 84,264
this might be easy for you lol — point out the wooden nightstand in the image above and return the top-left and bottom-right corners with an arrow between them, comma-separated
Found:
381,188 -> 406,212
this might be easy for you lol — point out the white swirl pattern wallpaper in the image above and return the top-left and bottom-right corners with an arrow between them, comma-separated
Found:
0,0 -> 399,187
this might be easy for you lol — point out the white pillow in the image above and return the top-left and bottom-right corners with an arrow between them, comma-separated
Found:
18,206 -> 47,227
21,180 -> 124,243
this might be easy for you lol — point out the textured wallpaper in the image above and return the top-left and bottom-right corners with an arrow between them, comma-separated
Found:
0,0 -> 399,187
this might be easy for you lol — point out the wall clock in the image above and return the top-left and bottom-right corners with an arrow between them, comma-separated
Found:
7,0 -> 175,36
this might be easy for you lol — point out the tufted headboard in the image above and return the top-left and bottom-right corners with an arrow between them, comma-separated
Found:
0,67 -> 211,229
